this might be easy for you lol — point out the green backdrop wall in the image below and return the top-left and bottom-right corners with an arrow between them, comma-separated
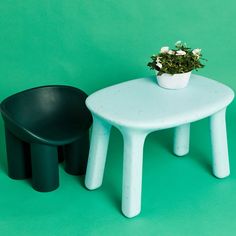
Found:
1,1 -> 236,234
0,0 -> 235,156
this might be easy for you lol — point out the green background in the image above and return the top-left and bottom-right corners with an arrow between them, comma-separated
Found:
0,0 -> 236,235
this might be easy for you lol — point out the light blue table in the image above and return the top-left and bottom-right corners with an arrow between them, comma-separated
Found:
85,75 -> 234,218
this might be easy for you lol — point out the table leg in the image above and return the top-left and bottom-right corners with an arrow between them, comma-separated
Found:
210,108 -> 230,178
121,129 -> 147,218
173,123 -> 190,156
85,116 -> 111,190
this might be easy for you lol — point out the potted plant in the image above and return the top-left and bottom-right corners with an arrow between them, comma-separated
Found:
147,41 -> 206,89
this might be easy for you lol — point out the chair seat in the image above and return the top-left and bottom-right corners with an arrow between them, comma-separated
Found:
1,85 -> 92,145
30,122 -> 88,145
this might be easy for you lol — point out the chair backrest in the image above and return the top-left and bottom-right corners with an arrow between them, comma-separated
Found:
0,85 -> 92,130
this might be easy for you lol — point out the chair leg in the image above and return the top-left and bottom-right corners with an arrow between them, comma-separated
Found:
5,128 -> 31,179
64,131 -> 90,175
30,143 -> 59,192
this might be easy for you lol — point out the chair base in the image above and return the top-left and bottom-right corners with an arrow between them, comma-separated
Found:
31,143 -> 59,192
4,128 -> 90,192
64,131 -> 90,175
5,129 -> 31,179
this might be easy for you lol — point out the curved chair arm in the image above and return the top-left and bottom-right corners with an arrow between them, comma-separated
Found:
0,108 -> 38,143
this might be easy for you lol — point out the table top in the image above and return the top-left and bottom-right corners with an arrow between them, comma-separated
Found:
86,75 -> 234,130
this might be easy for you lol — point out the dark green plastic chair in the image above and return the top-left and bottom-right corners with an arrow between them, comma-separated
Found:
0,85 -> 92,192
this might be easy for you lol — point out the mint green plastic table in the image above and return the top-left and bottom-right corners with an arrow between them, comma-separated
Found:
85,75 -> 234,218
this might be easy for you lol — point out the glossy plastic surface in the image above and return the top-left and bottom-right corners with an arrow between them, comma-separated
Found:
1,85 -> 92,145
0,85 -> 92,192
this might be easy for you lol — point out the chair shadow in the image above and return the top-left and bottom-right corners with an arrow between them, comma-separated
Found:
77,174 -> 85,187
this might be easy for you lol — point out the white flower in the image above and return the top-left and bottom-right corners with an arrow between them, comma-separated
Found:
168,50 -> 175,55
176,50 -> 186,56
156,62 -> 162,68
192,48 -> 201,55
160,46 -> 169,53
156,57 -> 162,68
156,57 -> 161,63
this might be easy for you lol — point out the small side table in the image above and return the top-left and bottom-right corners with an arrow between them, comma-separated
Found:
85,75 -> 234,218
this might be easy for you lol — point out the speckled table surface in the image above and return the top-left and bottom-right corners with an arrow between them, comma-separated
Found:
86,75 -> 234,130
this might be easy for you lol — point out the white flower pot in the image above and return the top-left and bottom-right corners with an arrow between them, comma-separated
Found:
156,71 -> 192,90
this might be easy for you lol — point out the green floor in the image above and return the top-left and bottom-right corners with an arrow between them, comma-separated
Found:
0,103 -> 236,236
